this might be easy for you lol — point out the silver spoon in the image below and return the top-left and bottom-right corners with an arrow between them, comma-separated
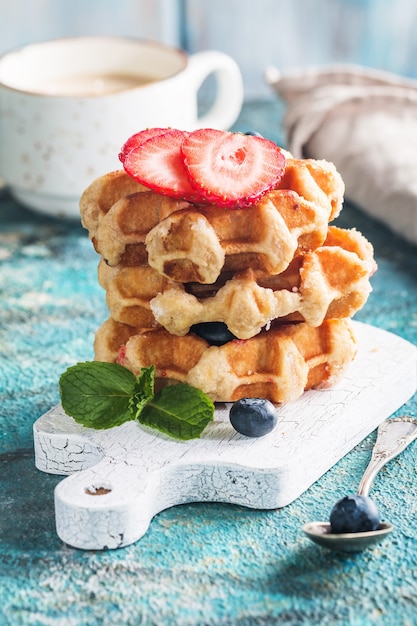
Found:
303,416 -> 417,552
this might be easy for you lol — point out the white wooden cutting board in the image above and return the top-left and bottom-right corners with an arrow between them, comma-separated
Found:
33,322 -> 417,550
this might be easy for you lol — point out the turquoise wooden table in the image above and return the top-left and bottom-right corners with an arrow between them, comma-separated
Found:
1,101 -> 417,626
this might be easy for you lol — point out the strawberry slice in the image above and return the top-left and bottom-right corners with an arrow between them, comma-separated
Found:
118,127 -> 169,161
181,129 -> 286,207
120,129 -> 199,201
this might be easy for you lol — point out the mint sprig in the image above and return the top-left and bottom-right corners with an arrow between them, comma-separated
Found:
59,362 -> 214,440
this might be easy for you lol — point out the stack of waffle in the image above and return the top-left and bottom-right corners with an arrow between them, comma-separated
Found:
80,155 -> 375,404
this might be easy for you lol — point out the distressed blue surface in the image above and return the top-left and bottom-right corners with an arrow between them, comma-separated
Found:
1,101 -> 417,626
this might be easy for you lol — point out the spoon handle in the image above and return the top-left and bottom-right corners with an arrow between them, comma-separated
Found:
357,416 -> 417,497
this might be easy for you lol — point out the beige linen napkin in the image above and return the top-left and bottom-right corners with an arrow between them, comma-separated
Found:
266,64 -> 417,245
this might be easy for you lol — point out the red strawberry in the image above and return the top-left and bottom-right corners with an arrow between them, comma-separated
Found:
120,128 -> 199,201
118,127 -> 169,161
181,128 -> 286,207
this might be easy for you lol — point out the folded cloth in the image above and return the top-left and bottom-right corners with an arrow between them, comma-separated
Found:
266,64 -> 417,245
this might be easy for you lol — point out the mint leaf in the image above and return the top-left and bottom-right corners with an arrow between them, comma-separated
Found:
139,383 -> 215,440
129,365 -> 155,419
59,362 -> 214,439
59,361 -> 136,429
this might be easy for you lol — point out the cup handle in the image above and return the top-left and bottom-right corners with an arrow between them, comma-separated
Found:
187,50 -> 243,130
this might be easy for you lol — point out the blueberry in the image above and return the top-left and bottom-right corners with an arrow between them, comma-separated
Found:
244,131 -> 263,137
329,495 -> 380,534
229,398 -> 277,437
191,322 -> 237,346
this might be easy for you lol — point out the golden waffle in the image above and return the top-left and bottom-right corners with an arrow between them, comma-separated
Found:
80,170 -> 147,244
149,226 -> 375,338
94,318 -> 143,362
96,226 -> 374,337
79,157 -> 344,279
98,260 -> 168,328
145,187 -> 332,283
115,319 -> 357,403
95,191 -> 190,267
277,158 -> 343,222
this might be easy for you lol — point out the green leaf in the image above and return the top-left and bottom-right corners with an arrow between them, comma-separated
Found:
59,362 -> 214,440
59,361 -> 137,429
139,383 -> 215,440
129,365 -> 155,419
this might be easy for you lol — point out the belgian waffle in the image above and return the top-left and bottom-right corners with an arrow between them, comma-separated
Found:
94,317 -> 143,363
145,187 -> 332,283
97,226 -> 374,338
150,225 -> 375,337
114,319 -> 357,403
98,261 -> 168,328
80,157 -> 345,280
80,170 -> 147,243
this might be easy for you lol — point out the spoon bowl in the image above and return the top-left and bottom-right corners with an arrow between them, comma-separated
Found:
303,416 -> 417,552
303,521 -> 393,552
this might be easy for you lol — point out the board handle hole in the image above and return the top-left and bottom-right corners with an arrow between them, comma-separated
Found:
85,484 -> 112,496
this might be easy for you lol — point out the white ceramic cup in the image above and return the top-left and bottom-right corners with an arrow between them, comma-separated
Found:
0,37 -> 243,219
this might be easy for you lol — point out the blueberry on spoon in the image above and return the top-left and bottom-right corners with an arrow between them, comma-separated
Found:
303,416 -> 417,552
330,494 -> 380,533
